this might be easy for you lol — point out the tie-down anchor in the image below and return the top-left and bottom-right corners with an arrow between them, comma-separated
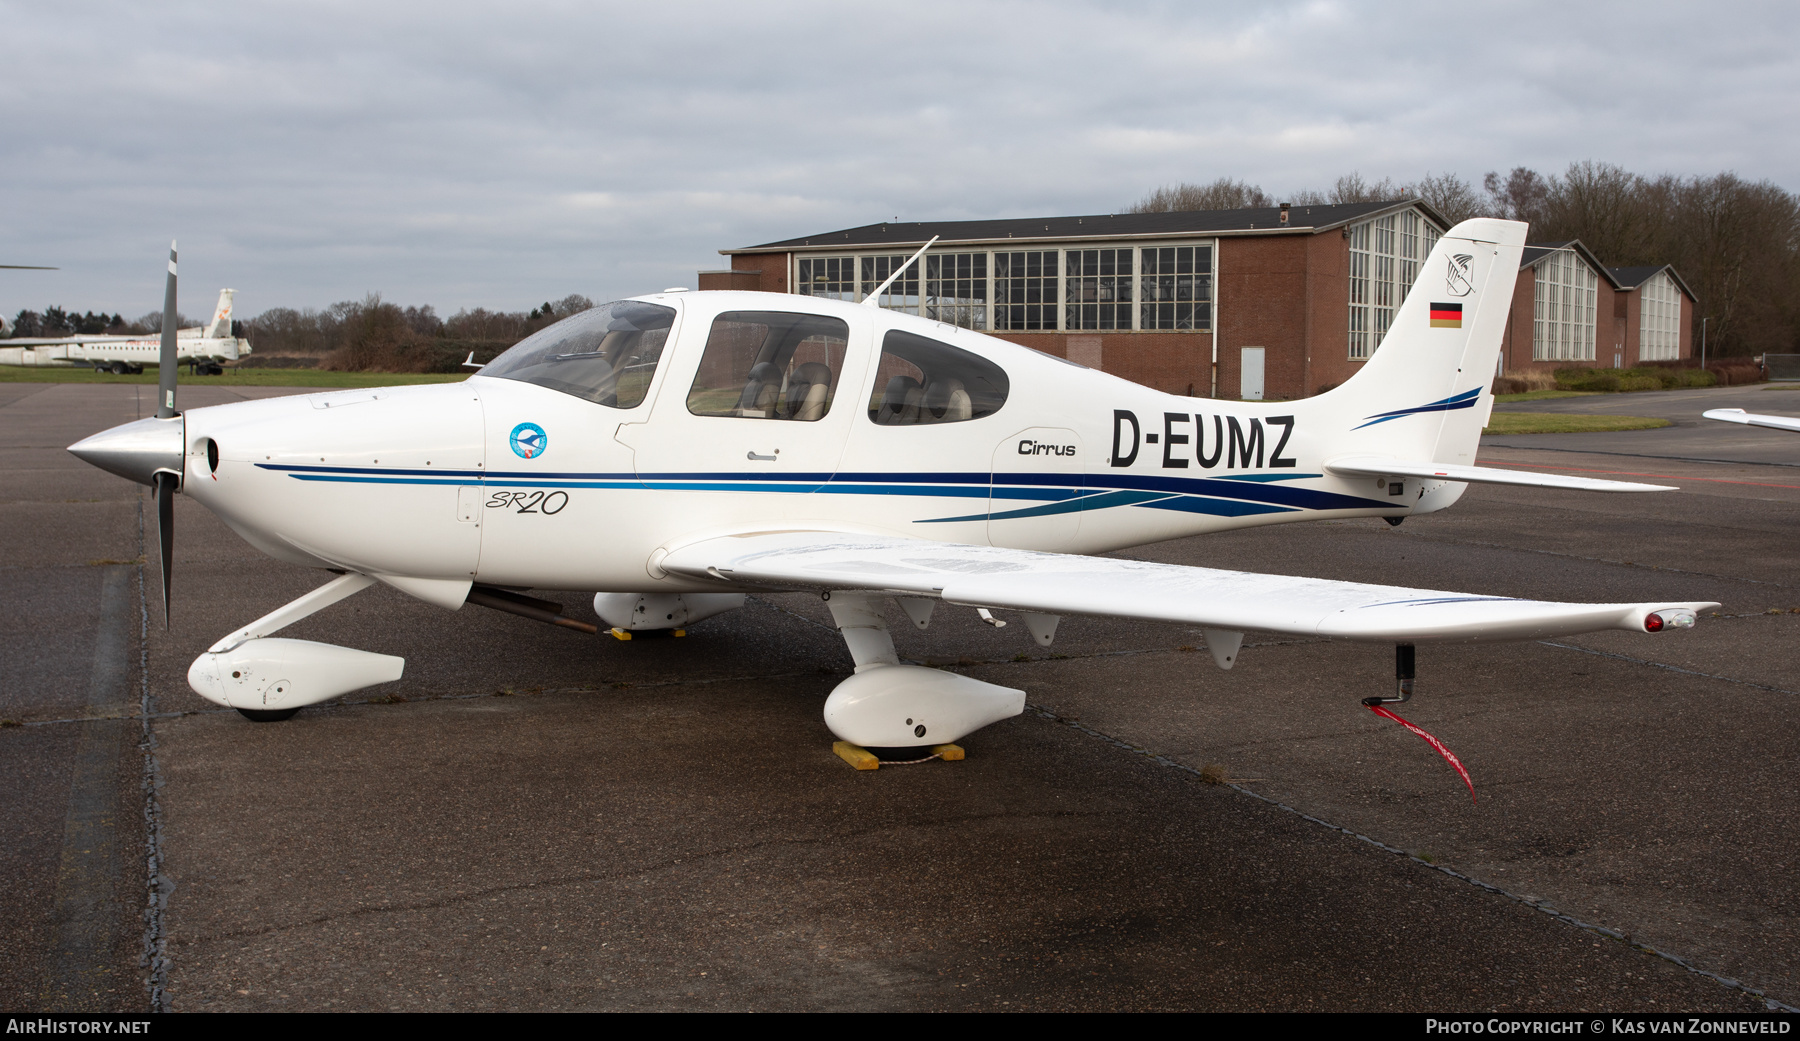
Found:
1362,643 -> 1415,707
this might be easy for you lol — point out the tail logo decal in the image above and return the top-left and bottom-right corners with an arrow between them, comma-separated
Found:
1446,253 -> 1475,296
1354,387 -> 1482,430
1429,302 -> 1464,329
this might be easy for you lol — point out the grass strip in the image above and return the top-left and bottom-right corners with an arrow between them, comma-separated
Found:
1483,412 -> 1670,435
0,367 -> 470,388
1492,389 -> 1601,403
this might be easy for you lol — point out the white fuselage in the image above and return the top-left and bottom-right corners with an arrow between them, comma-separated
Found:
179,290 -> 1450,593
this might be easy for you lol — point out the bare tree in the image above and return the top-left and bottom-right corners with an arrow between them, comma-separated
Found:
1483,167 -> 1552,225
1335,172 -> 1403,204
1410,172 -> 1486,224
1540,161 -> 1652,261
1130,178 -> 1272,213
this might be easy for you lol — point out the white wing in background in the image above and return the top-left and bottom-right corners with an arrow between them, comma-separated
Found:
1703,408 -> 1800,433
661,532 -> 1715,644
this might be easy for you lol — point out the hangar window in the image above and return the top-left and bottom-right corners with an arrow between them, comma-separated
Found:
1348,221 -> 1372,359
925,253 -> 988,329
868,329 -> 1008,425
686,311 -> 850,421
797,257 -> 858,302
1639,271 -> 1681,362
1140,245 -> 1212,330
1399,210 -> 1422,293
1534,252 -> 1598,362
1348,208 -> 1442,360
480,300 -> 673,408
994,251 -> 1058,331
1065,248 -> 1134,330
861,255 -> 920,313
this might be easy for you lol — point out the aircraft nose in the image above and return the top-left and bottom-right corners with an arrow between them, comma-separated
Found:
69,415 -> 185,487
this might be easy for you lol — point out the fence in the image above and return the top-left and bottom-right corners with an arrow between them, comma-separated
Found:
1764,354 -> 1800,381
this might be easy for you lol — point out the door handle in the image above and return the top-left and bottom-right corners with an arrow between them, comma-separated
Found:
746,450 -> 778,461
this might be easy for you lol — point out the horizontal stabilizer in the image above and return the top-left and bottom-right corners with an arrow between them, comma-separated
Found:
1325,455 -> 1674,492
1703,408 -> 1800,433
660,531 -> 1716,645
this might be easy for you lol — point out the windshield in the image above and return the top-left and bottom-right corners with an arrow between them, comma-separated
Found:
481,300 -> 675,408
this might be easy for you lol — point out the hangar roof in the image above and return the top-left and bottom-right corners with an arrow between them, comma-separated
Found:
729,199 -> 1446,253
1610,264 -> 1697,300
1521,240 -> 1626,289
1519,242 -> 1696,301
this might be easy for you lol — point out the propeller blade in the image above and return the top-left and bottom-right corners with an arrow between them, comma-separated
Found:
155,471 -> 175,626
157,241 -> 179,419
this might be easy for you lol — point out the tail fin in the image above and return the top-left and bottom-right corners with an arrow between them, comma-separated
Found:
203,289 -> 235,339
1324,219 -> 1526,467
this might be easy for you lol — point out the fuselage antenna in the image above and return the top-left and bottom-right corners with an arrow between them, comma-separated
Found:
860,235 -> 938,307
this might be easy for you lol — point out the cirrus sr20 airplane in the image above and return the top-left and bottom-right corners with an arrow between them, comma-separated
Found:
70,221 -> 1714,767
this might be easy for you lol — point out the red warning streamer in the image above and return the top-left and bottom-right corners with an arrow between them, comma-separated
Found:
1366,704 -> 1477,805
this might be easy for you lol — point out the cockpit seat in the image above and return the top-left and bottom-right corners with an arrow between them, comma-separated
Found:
923,377 -> 971,422
737,361 -> 783,417
785,362 -> 832,422
876,375 -> 924,425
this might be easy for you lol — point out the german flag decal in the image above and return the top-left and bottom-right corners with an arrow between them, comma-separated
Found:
1429,302 -> 1463,329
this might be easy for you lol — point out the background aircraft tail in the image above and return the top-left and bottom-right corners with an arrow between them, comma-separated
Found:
1316,218 -> 1527,469
203,289 -> 236,339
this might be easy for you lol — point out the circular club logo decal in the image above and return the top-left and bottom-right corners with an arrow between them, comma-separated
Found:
509,422 -> 547,459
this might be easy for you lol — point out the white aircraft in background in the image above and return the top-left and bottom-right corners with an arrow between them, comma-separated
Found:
1703,408 -> 1800,433
0,288 -> 251,374
68,225 -> 1714,780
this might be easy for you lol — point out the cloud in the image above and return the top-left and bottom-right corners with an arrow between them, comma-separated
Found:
2,0 -> 1796,316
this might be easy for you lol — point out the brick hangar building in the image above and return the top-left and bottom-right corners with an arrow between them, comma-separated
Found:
703,201 -> 1697,401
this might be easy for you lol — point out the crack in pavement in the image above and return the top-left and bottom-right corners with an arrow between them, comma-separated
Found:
1382,527 -> 1800,590
1029,705 -> 1800,1013
174,807 -> 1118,945
136,498 -> 171,1012
1538,640 -> 1800,698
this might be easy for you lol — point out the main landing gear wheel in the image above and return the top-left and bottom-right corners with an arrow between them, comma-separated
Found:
236,707 -> 300,723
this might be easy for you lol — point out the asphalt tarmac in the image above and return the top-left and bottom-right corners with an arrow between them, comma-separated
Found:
2,381 -> 1795,1012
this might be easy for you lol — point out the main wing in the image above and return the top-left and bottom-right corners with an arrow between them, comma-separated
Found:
661,532 -> 1715,643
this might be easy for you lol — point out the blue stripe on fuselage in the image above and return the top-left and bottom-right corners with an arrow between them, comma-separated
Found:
258,463 -> 1390,514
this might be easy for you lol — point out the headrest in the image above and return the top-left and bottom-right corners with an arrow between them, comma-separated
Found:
738,361 -> 784,409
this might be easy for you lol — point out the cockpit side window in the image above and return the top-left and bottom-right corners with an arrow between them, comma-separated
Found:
686,311 -> 849,422
480,300 -> 673,408
868,329 -> 1008,425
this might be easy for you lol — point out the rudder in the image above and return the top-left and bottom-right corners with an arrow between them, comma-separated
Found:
1320,218 -> 1527,467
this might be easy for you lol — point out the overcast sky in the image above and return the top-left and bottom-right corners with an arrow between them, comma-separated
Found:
4,0 -> 1796,319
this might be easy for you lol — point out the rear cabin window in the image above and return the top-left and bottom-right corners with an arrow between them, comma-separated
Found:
868,329 -> 1008,425
686,311 -> 849,421
480,300 -> 673,408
